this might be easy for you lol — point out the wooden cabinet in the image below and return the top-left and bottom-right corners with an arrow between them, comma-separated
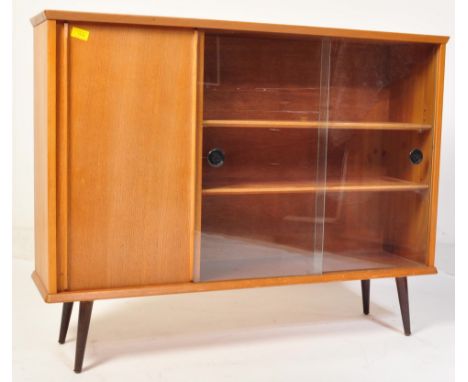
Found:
65,24 -> 197,290
31,10 -> 448,372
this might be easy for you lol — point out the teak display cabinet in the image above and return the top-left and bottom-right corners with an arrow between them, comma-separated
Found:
31,10 -> 448,372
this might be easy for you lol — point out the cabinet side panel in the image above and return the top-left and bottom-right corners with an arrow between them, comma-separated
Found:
381,44 -> 438,264
427,44 -> 447,266
193,31 -> 204,282
34,20 -> 57,293
67,24 -> 197,290
56,22 -> 69,291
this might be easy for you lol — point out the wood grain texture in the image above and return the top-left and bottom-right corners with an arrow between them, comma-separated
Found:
202,127 -> 431,190
382,45 -> 439,265
388,44 -> 437,124
56,22 -> 69,291
193,31 -> 205,282
201,193 -> 318,263
324,191 -> 429,265
202,178 -> 428,195
31,13 -> 447,304
66,23 -> 197,290
30,10 -> 449,44
329,41 -> 391,122
187,31 -> 200,280
35,266 -> 437,303
201,191 -> 429,278
200,36 -> 441,283
203,34 -> 322,121
34,20 -> 57,294
32,271 -> 49,300
204,120 -> 432,130
329,41 -> 437,123
427,44 -> 447,267
202,127 -> 319,186
200,234 -> 428,281
326,41 -> 438,266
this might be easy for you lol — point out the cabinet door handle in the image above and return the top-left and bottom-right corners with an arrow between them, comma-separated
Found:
207,148 -> 225,168
409,149 -> 423,164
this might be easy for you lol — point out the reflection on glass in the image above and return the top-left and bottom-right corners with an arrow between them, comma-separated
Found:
197,33 -> 436,282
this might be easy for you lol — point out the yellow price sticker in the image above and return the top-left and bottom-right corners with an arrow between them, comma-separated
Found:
70,27 -> 90,41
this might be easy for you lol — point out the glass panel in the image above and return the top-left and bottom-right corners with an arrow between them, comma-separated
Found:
322,39 -> 438,272
198,33 -> 330,281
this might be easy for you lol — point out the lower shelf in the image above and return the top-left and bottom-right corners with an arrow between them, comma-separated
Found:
202,177 -> 429,195
199,233 -> 426,282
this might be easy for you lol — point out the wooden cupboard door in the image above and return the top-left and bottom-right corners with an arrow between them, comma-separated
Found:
63,23 -> 197,290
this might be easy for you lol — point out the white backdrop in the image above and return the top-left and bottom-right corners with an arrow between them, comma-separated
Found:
12,0 -> 455,260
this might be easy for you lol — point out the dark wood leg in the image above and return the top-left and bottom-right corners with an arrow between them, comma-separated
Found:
58,302 -> 74,344
74,301 -> 94,373
395,277 -> 411,336
361,279 -> 370,315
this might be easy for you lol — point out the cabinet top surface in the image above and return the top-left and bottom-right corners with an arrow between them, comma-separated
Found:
31,10 -> 448,44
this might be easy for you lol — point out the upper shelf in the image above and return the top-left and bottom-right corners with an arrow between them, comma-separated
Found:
203,120 -> 432,131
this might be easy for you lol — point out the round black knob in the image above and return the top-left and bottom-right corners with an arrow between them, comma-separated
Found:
207,148 -> 225,167
409,149 -> 423,165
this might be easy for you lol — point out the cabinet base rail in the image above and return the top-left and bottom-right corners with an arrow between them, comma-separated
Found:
58,277 -> 411,373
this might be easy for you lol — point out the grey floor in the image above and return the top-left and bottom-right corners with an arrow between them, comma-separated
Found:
13,243 -> 454,381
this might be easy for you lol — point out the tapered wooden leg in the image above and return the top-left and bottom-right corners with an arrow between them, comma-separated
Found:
58,302 -> 74,344
361,279 -> 370,315
395,277 -> 411,336
74,301 -> 94,373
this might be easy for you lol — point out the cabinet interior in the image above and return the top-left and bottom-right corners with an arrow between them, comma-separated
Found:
201,191 -> 428,281
203,33 -> 436,123
199,32 -> 437,282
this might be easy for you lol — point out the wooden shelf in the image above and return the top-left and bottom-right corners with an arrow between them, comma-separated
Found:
203,120 -> 432,130
202,177 -> 429,196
